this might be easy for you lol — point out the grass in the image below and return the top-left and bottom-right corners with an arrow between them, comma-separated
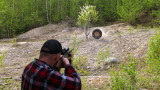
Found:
69,35 -> 82,53
110,31 -> 160,90
0,51 -> 5,67
95,47 -> 110,69
96,47 -> 110,61
11,38 -> 20,47
72,55 -> 89,75
128,27 -> 135,34
110,55 -> 137,90
0,76 -> 21,90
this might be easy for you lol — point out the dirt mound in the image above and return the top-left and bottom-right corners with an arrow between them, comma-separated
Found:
17,23 -> 68,41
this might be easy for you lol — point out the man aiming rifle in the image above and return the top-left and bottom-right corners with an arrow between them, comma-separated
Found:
21,39 -> 81,90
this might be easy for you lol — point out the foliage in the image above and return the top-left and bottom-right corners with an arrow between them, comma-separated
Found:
116,0 -> 143,24
0,51 -> 5,67
96,47 -> 110,65
69,36 -> 89,75
110,55 -> 137,90
11,38 -> 20,47
110,36 -> 160,90
0,0 -> 159,38
77,4 -> 98,28
69,35 -> 81,54
72,56 -> 89,75
146,32 -> 160,75
77,4 -> 98,39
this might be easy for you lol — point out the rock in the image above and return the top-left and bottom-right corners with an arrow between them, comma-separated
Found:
0,80 -> 3,86
141,89 -> 148,90
0,80 -> 3,83
17,42 -> 27,44
1,76 -> 12,79
13,76 -> 21,81
105,57 -> 119,64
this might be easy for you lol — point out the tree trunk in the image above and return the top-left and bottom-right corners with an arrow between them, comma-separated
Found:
11,0 -> 14,36
46,0 -> 50,23
50,0 -> 52,23
85,26 -> 90,40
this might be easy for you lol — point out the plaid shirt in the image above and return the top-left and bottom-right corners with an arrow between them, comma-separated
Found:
21,59 -> 81,90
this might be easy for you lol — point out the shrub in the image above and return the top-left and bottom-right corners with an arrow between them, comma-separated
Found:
77,4 -> 98,40
110,55 -> 137,90
95,47 -> 110,69
72,56 -> 89,75
116,0 -> 143,24
96,47 -> 110,63
146,32 -> 160,75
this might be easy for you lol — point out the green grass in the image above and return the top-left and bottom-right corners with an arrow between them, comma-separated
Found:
128,27 -> 135,34
110,55 -> 137,90
11,38 -> 20,47
96,47 -> 110,61
0,52 -> 5,67
146,32 -> 160,75
72,56 -> 89,75
110,31 -> 160,90
0,77 -> 21,90
95,47 -> 110,68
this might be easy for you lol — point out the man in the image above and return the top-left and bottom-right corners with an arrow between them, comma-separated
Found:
21,39 -> 81,90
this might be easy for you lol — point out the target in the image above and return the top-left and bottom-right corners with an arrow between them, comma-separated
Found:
92,29 -> 102,39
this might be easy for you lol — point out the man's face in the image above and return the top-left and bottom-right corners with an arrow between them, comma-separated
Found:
53,53 -> 64,68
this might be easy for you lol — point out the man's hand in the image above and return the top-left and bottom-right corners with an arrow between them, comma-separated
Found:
54,59 -> 64,72
62,57 -> 70,67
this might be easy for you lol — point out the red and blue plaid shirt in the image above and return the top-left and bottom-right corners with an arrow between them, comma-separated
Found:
21,59 -> 81,90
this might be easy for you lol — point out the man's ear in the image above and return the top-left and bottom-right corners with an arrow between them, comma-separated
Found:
54,53 -> 61,61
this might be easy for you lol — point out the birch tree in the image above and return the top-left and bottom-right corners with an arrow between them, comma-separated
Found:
77,4 -> 98,40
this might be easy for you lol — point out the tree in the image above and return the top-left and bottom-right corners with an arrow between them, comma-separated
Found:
77,4 -> 98,40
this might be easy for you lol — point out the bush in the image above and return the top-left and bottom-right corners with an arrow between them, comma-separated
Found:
110,55 -> 137,90
116,0 -> 143,24
72,56 -> 89,75
147,32 -> 160,75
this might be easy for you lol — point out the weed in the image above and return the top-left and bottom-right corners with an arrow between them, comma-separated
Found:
72,56 -> 89,75
135,24 -> 142,32
96,47 -> 110,66
154,27 -> 160,32
145,26 -> 152,31
0,51 -> 5,67
146,32 -> 160,75
128,27 -> 135,34
11,38 -> 20,47
116,32 -> 122,37
137,24 -> 143,29
96,47 -> 110,61
69,35 -> 82,54
110,55 -> 137,90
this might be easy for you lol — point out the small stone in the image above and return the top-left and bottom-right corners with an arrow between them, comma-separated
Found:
0,80 -> 3,86
105,57 -> 119,64
0,80 -> 3,83
17,42 -> 27,44
1,76 -> 12,79
13,76 -> 21,81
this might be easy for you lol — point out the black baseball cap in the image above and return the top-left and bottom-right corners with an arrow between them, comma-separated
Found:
40,39 -> 62,54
